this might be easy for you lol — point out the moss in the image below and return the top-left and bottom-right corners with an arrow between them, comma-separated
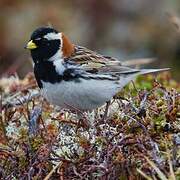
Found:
0,72 -> 179,179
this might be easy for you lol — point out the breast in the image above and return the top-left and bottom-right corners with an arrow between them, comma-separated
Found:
41,78 -> 119,111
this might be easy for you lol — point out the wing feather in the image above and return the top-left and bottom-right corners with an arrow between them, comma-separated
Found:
66,45 -> 139,75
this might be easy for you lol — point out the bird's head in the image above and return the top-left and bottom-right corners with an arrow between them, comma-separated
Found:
25,27 -> 74,63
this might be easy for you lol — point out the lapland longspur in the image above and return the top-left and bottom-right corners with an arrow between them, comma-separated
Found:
25,27 -> 169,111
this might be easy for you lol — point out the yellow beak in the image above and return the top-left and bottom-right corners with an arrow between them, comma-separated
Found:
25,40 -> 37,49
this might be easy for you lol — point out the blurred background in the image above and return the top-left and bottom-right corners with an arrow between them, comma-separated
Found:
0,0 -> 180,80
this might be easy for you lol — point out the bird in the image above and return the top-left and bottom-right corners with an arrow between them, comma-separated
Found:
25,26 -> 169,112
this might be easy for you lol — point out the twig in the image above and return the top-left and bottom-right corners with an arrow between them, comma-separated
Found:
102,101 -> 110,120
167,150 -> 176,180
28,106 -> 42,136
44,162 -> 62,180
126,114 -> 147,134
167,12 -> 180,33
137,168 -> 153,180
144,157 -> 168,180
52,118 -> 79,126
2,90 -> 40,109
0,117 -> 8,143
131,80 -> 138,92
72,166 -> 83,179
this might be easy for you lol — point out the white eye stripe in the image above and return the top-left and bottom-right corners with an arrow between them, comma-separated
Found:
44,32 -> 61,40
35,37 -> 41,41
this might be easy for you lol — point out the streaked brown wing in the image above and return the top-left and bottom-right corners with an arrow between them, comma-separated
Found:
70,46 -> 108,64
69,46 -> 121,69
67,45 -> 139,74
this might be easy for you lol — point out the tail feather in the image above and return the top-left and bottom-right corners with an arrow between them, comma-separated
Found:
117,68 -> 170,90
138,68 -> 170,75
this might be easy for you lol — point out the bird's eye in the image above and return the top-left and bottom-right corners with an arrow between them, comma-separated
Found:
43,38 -> 48,41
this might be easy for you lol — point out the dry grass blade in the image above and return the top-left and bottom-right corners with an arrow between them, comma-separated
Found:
167,151 -> 176,180
44,162 -> 62,180
167,12 -> 180,32
2,90 -> 40,108
145,156 -> 168,180
137,168 -> 153,180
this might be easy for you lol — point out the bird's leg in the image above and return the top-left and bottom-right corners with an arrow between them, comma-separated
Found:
102,101 -> 110,121
63,102 -> 91,129
64,102 -> 84,116
131,80 -> 138,92
76,112 -> 91,131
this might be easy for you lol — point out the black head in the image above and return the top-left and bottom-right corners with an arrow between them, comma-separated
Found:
25,27 -> 61,63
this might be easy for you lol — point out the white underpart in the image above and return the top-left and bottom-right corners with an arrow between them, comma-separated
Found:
40,68 -> 169,111
40,71 -> 137,111
41,78 -> 120,111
